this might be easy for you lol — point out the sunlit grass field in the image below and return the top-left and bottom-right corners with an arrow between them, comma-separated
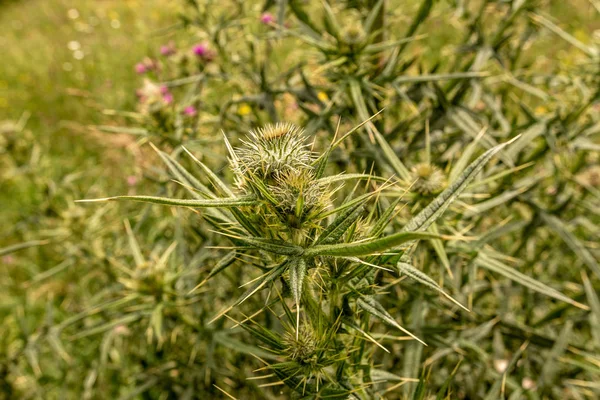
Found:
0,0 -> 181,232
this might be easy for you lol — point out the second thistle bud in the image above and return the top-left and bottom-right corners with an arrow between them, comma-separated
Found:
410,163 -> 446,196
283,325 -> 318,365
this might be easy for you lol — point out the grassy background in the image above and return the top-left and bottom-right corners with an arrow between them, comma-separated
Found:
0,0 -> 180,235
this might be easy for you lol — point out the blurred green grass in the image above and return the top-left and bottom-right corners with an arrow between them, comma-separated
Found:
0,0 -> 179,237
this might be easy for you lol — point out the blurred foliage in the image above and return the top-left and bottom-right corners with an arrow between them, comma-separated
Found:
1,0 -> 599,399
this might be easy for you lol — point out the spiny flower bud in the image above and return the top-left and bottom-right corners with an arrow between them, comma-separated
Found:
283,325 -> 318,364
341,22 -> 366,46
235,123 -> 315,186
269,170 -> 326,214
410,163 -> 446,195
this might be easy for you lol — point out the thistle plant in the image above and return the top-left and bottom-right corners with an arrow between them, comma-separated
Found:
79,118 -> 553,398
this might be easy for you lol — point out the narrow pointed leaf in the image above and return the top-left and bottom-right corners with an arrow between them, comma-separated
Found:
124,220 -> 145,268
538,321 -> 573,390
540,212 -> 600,280
151,143 -> 215,198
189,251 -> 238,293
397,262 -> 469,311
582,272 -> 600,347
289,258 -> 306,307
237,237 -> 304,256
357,297 -> 426,345
369,197 -> 402,238
316,202 -> 365,245
475,253 -> 588,310
305,231 -> 439,257
77,195 -> 257,208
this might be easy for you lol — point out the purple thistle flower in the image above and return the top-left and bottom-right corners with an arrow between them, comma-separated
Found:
192,42 -> 215,62
183,106 -> 197,116
163,92 -> 174,104
160,42 -> 176,56
135,63 -> 147,74
193,43 -> 208,56
261,12 -> 275,25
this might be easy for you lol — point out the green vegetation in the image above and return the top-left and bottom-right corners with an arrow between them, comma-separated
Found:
2,0 -> 599,399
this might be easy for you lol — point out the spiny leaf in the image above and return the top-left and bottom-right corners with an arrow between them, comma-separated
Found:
124,219 -> 145,268
484,341 -> 529,400
289,258 -> 306,307
305,231 -> 439,257
538,321 -> 574,390
357,297 -> 426,345
539,212 -> 600,280
394,71 -> 488,85
210,261 -> 289,323
316,202 -> 365,245
289,257 -> 307,336
369,197 -> 402,238
182,146 -> 234,196
321,0 -> 341,40
402,136 -> 520,233
475,253 -> 588,310
151,143 -> 215,198
448,128 -> 486,183
314,173 -> 387,186
582,271 -> 600,348
235,320 -> 285,351
363,0 -> 385,34
77,194 -> 257,208
237,237 -> 304,256
397,262 -> 469,312
348,80 -> 411,180
189,251 -> 238,293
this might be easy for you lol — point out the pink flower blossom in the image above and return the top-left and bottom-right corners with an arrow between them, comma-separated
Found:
160,85 -> 170,95
260,12 -> 275,25
127,176 -> 138,186
160,42 -> 176,56
135,63 -> 147,74
163,92 -> 174,104
193,43 -> 208,56
183,106 -> 197,116
193,43 -> 215,62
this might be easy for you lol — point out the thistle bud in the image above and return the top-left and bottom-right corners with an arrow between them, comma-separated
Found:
283,325 -> 318,365
235,123 -> 315,187
410,163 -> 446,195
341,22 -> 366,46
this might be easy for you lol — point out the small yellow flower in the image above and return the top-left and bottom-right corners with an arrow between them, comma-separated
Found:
535,106 -> 547,114
317,91 -> 329,102
238,103 -> 252,116
574,29 -> 588,43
